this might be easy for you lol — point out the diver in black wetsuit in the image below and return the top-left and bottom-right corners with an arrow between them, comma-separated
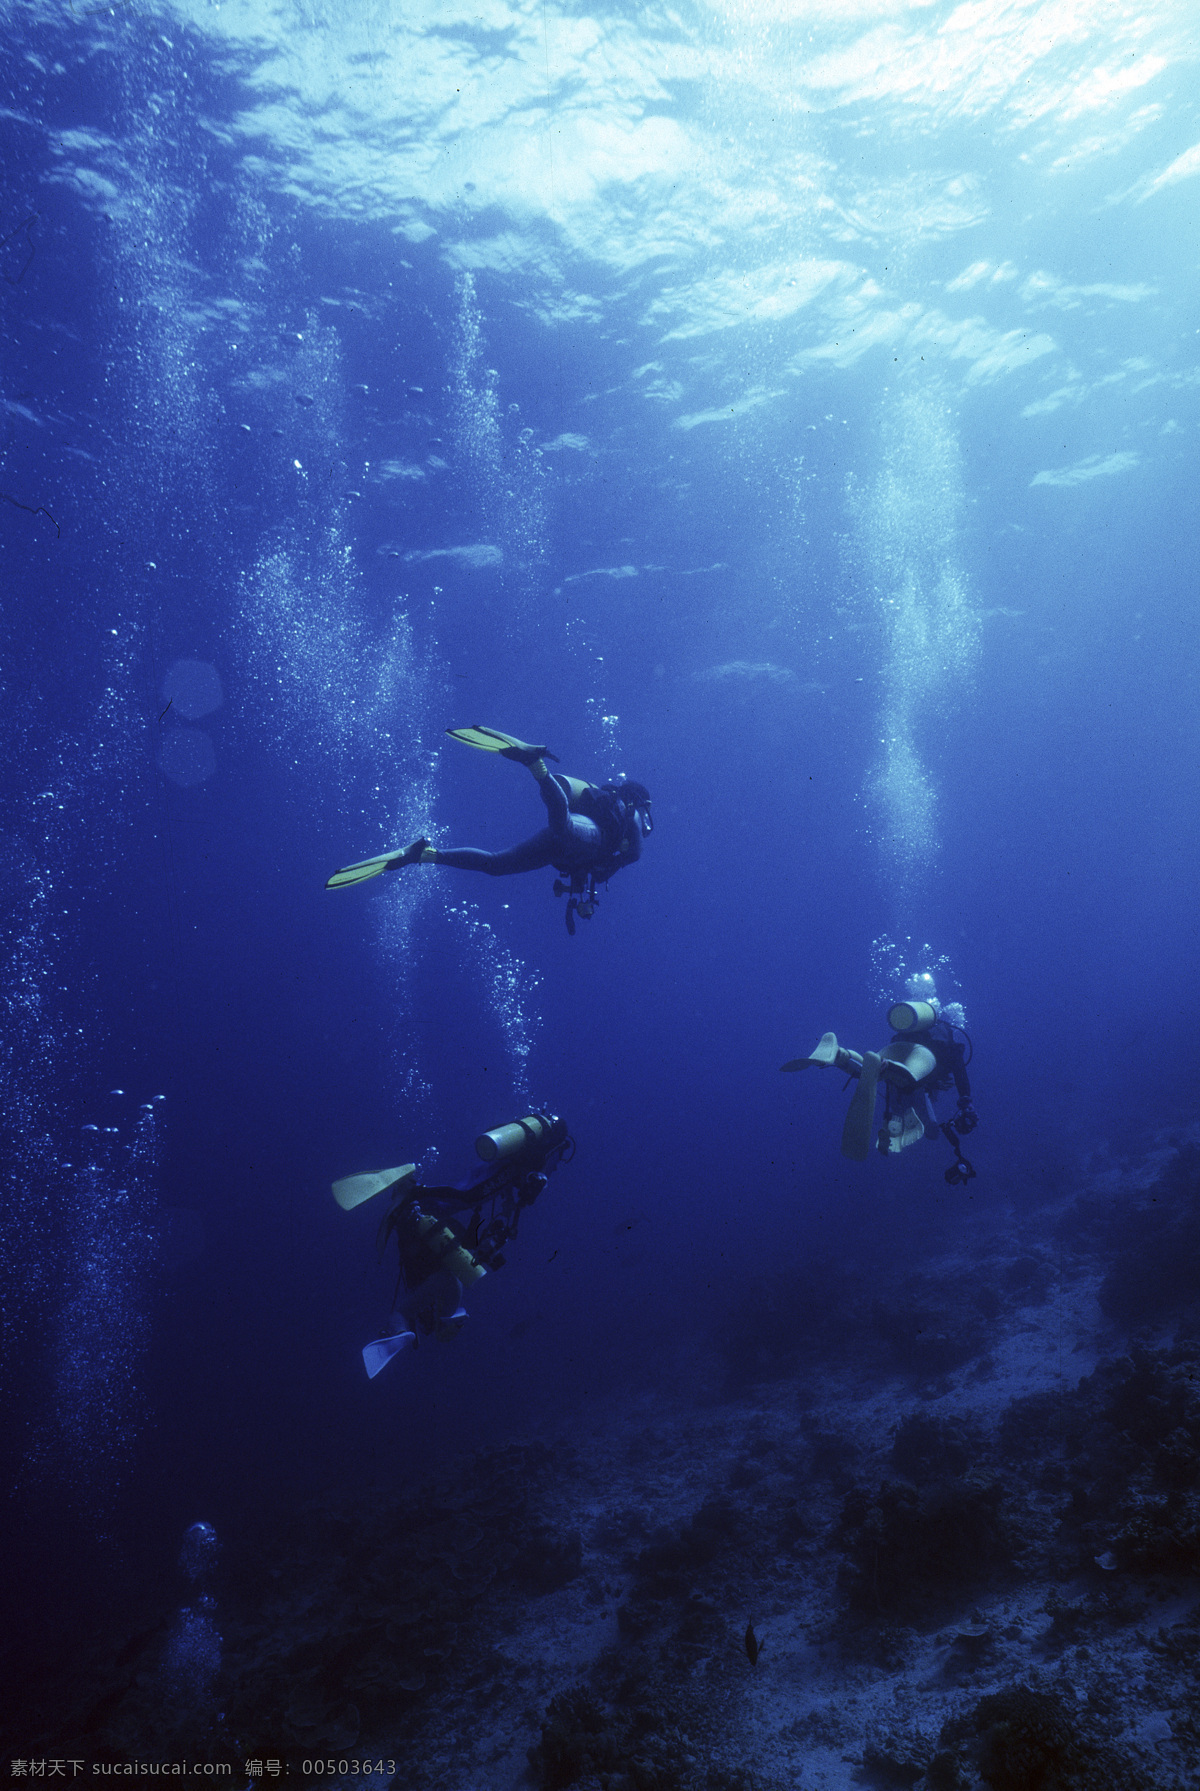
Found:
782,979 -> 978,1182
332,1112 -> 574,1378
326,725 -> 652,933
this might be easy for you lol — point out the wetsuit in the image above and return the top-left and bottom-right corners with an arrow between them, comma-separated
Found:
910,1019 -> 972,1102
384,1132 -> 564,1337
882,1018 -> 971,1134
431,776 -> 644,880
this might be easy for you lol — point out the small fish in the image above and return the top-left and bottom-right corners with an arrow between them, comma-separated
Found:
744,1620 -> 761,1666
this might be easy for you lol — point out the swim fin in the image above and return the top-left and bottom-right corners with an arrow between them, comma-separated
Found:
841,1051 -> 881,1161
780,1033 -> 864,1076
446,724 -> 559,765
326,854 -> 398,889
325,838 -> 430,890
880,1107 -> 928,1155
332,1164 -> 417,1211
781,1032 -> 840,1072
362,1330 -> 416,1379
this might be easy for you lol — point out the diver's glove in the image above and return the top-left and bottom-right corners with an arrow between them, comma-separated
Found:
952,1101 -> 978,1136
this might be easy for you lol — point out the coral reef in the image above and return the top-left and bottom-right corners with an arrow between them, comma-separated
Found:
712,1259 -> 859,1388
14,1137 -> 1200,1789
999,1342 -> 1200,1577
970,1684 -> 1150,1790
890,1412 -> 985,1483
834,1471 -> 1011,1618
527,1679 -> 745,1791
870,1281 -> 991,1381
1085,1144 -> 1200,1329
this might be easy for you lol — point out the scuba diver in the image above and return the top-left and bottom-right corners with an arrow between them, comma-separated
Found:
782,976 -> 978,1184
332,1111 -> 574,1378
325,725 -> 653,935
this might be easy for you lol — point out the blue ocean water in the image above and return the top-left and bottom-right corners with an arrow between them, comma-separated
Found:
2,0 -> 1199,1772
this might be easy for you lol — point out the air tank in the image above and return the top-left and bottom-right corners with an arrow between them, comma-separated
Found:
475,1112 -> 558,1162
888,999 -> 939,1033
411,1211 -> 488,1284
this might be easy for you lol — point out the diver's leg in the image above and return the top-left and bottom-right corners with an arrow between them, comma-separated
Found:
433,1272 -> 468,1339
413,771 -> 599,877
877,1084 -> 898,1155
423,832 -> 557,876
424,774 -> 600,876
398,1269 -> 465,1336
536,767 -> 571,835
536,772 -> 603,863
913,1092 -> 937,1138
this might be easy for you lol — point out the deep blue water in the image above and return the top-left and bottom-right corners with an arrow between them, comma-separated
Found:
2,0 -> 1199,1719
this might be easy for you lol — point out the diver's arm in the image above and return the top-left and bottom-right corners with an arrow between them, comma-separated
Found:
419,1188 -> 480,1218
589,810 -> 644,879
616,823 -> 643,865
945,1046 -> 977,1131
930,1022 -> 972,1102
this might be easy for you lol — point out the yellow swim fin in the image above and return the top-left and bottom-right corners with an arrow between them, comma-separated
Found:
332,1164 -> 417,1212
325,853 -> 399,889
446,724 -> 559,764
325,837 -> 430,889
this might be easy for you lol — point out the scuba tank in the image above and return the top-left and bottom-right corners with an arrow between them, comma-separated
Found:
374,1113 -> 574,1294
476,1111 -> 566,1163
398,1205 -> 489,1286
887,999 -> 939,1033
468,1111 -> 573,1268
